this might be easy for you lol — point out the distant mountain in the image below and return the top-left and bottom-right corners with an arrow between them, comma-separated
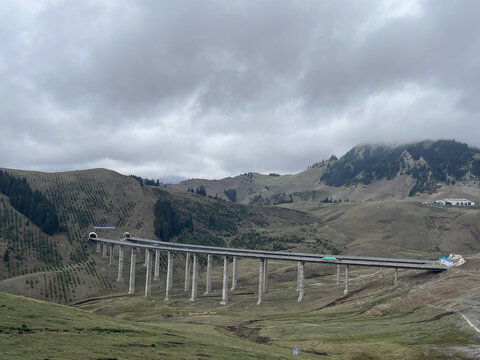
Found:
171,140 -> 480,203
320,140 -> 480,195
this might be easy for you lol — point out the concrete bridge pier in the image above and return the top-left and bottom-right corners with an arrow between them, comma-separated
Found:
145,250 -> 152,297
205,254 -> 212,294
189,253 -> 198,302
394,268 -> 398,285
116,245 -> 124,282
263,259 -> 268,293
336,264 -> 341,285
165,251 -> 173,301
344,265 -> 350,295
143,248 -> 148,266
257,259 -> 265,305
231,256 -> 237,291
96,242 -> 101,253
297,261 -> 304,302
296,261 -> 301,291
102,243 -> 108,258
109,244 -> 114,267
220,256 -> 228,305
184,253 -> 191,293
128,247 -> 136,294
379,267 -> 384,278
154,250 -> 160,281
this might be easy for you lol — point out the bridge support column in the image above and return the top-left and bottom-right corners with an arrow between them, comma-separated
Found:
145,250 -> 152,297
231,256 -> 237,291
263,259 -> 268,293
128,247 -> 136,294
154,250 -> 160,281
117,245 -> 124,282
336,264 -> 340,285
165,251 -> 173,301
394,268 -> 398,285
184,253 -> 191,293
379,267 -> 383,278
102,243 -> 108,258
298,261 -> 304,302
96,242 -> 101,253
205,254 -> 212,294
144,248 -> 148,266
296,262 -> 301,291
109,244 -> 114,267
344,265 -> 350,295
220,256 -> 228,305
257,259 -> 265,305
189,253 -> 198,302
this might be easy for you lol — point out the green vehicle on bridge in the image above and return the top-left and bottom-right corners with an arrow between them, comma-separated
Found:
321,256 -> 340,261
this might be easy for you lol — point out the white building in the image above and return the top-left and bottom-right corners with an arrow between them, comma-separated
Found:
434,198 -> 475,206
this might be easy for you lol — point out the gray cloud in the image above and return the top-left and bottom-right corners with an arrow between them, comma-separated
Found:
0,0 -> 479,180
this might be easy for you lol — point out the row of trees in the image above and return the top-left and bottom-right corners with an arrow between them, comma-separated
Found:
0,170 -> 59,235
130,175 -> 161,187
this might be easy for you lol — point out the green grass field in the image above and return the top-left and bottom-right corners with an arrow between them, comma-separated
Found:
4,254 -> 479,359
0,292 -> 316,360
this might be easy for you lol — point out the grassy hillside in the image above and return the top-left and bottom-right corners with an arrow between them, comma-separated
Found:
279,199 -> 480,258
0,168 -> 320,304
0,292 -> 306,360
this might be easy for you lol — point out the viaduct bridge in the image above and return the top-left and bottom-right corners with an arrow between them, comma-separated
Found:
88,233 -> 448,305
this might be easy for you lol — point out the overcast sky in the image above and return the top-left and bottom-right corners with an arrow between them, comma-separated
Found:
1,0 -> 479,181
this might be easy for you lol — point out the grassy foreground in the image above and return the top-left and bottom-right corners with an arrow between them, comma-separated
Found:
2,256 -> 480,359
0,292 -> 314,360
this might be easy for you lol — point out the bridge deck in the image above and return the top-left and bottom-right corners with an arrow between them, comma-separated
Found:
90,235 -> 448,271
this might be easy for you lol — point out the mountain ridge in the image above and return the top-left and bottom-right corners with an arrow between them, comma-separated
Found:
170,139 -> 480,204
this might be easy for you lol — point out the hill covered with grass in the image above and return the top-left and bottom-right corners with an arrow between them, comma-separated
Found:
0,167 -> 319,304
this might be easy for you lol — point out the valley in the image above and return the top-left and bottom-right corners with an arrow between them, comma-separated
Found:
1,140 -> 480,359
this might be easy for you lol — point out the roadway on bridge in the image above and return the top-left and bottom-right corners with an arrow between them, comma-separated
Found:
89,235 -> 448,271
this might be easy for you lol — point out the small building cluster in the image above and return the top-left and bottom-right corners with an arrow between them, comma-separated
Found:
434,198 -> 475,206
